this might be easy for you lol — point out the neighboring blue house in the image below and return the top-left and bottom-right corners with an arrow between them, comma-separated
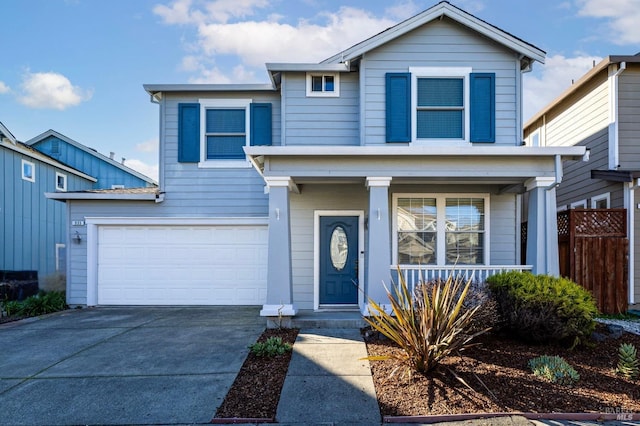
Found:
27,130 -> 156,190
1,123 -> 157,287
54,2 -> 585,317
1,121 -> 96,281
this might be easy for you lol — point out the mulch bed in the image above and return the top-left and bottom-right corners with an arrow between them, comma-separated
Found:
214,328 -> 299,420
214,324 -> 640,420
366,324 -> 640,417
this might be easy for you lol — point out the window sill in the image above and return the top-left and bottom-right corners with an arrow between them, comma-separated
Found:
198,159 -> 253,169
411,139 -> 471,147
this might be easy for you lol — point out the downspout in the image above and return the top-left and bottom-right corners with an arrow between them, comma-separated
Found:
610,62 -> 626,170
625,179 -> 638,305
149,92 -> 165,203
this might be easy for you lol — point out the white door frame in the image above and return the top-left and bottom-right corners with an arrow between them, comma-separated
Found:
313,210 -> 365,311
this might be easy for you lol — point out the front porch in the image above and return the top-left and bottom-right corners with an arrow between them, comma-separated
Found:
245,145 -> 586,320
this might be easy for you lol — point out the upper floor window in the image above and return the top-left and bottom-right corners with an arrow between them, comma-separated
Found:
386,68 -> 495,144
55,172 -> 67,191
306,73 -> 340,97
22,159 -> 35,182
177,100 -> 272,168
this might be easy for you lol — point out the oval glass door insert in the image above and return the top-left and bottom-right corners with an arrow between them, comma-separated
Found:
330,226 -> 348,271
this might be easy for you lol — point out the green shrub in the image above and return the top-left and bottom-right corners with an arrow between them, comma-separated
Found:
415,278 -> 500,334
364,272 -> 487,374
616,343 -> 639,380
2,300 -> 23,317
529,355 -> 580,385
13,291 -> 67,317
486,271 -> 597,346
249,337 -> 292,357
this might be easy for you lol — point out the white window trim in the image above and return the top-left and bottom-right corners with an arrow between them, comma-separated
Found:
55,172 -> 67,191
557,205 -> 568,212
21,159 -> 35,182
530,130 -> 540,147
55,243 -> 65,272
392,193 -> 490,266
306,72 -> 340,97
570,199 -> 587,209
409,66 -> 472,146
591,192 -> 611,208
198,98 -> 252,169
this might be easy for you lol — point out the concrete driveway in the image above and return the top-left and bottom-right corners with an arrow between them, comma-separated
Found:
0,306 -> 264,425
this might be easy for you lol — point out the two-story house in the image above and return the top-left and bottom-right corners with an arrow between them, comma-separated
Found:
56,2 -> 584,318
524,54 -> 640,307
1,121 -> 96,282
1,121 -> 157,288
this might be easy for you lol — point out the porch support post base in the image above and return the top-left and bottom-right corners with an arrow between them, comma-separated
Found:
260,304 -> 298,317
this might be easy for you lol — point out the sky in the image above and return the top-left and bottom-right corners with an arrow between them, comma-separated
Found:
1,0 -> 639,181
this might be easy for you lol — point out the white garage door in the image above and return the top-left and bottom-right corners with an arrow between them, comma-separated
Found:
97,225 -> 267,305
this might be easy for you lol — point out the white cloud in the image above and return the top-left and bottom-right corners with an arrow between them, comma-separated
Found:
384,1 -> 422,21
135,138 -> 159,154
523,54 -> 602,121
577,0 -> 640,44
154,2 -> 397,82
125,158 -> 159,182
0,81 -> 10,94
18,71 -> 92,110
154,0 -> 269,25
194,7 -> 396,67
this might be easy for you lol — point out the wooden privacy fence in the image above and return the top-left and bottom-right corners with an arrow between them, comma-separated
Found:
557,209 -> 628,314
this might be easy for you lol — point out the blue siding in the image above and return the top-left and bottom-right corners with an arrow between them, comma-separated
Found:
1,145 -> 93,281
31,136 -> 153,189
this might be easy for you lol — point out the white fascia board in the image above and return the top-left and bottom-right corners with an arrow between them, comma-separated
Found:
26,129 -> 157,185
323,3 -> 544,65
245,145 -> 587,160
0,121 -> 17,144
45,192 -> 156,201
84,216 -> 269,226
265,63 -> 350,72
143,84 -> 276,95
2,141 -> 97,182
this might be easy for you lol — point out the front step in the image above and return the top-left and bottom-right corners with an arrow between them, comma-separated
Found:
266,310 -> 367,329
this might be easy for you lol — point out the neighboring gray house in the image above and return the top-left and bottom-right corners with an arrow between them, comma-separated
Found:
524,54 -> 640,306
1,121 -> 96,281
52,2 -> 584,317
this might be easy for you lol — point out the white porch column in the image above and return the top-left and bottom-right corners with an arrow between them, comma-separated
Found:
525,177 -> 559,276
260,177 -> 298,317
364,177 -> 392,314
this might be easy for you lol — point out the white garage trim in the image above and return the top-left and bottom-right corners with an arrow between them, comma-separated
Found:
86,217 -> 268,306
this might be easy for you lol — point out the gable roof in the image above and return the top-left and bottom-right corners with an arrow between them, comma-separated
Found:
322,1 -> 545,66
26,129 -> 157,185
0,121 -> 17,145
525,54 -> 640,129
0,138 -> 97,182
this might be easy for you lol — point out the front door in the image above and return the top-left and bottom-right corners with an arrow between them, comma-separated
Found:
319,216 -> 359,305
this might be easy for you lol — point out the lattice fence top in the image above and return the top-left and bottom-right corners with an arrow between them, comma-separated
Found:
557,211 -> 569,237
561,209 -> 626,237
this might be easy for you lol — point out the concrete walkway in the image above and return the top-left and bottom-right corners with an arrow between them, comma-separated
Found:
276,328 -> 380,424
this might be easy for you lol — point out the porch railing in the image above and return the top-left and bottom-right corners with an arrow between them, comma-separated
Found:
390,265 -> 533,293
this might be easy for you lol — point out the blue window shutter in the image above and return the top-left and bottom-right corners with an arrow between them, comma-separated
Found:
386,73 -> 411,143
470,73 -> 495,143
250,103 -> 272,146
178,103 -> 201,162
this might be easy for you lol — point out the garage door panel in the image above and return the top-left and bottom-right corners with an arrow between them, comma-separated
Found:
97,225 -> 267,305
